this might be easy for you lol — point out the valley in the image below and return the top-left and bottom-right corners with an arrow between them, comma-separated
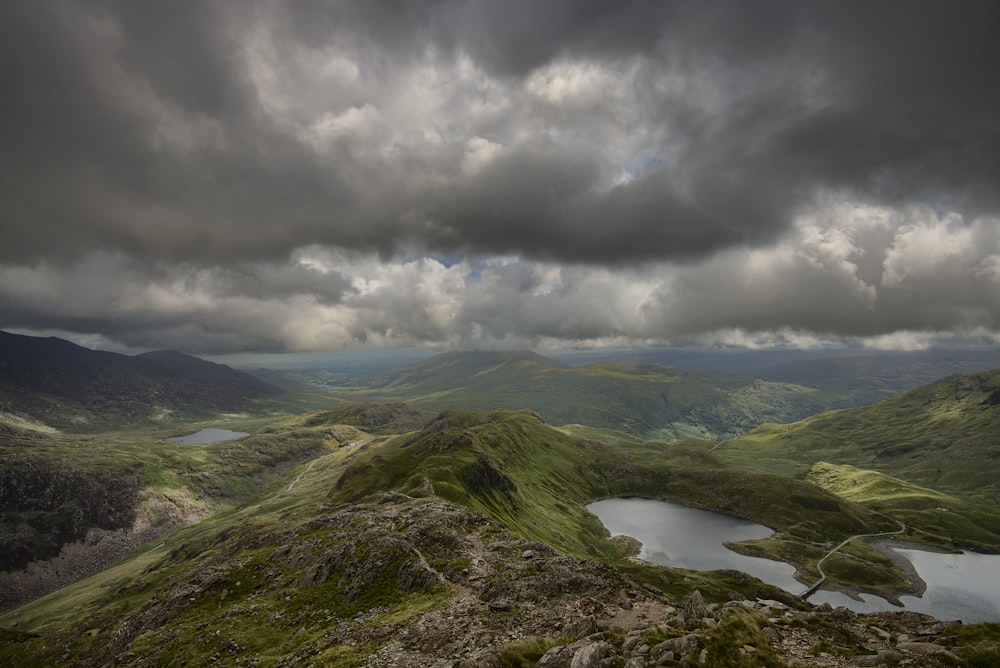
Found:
2,335 -> 1000,666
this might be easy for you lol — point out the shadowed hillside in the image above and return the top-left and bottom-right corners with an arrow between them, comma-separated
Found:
0,331 -> 280,431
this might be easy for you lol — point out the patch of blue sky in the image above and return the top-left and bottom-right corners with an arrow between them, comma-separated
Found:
430,253 -> 465,268
621,154 -> 666,182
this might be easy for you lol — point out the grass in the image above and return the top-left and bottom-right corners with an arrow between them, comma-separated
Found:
716,369 -> 1000,506
698,608 -> 784,667
944,623 -> 1000,667
805,462 -> 1000,552
0,467 -> 456,667
0,403 -> 418,572
499,637 -> 565,667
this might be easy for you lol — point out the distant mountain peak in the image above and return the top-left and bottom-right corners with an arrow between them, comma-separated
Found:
0,330 -> 279,431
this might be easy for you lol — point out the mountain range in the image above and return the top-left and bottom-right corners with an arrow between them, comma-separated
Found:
0,330 -> 279,431
333,348 -> 1000,442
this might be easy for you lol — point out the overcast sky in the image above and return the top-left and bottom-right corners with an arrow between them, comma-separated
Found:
2,1 -> 999,354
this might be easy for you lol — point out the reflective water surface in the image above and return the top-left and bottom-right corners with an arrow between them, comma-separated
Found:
588,497 -> 1000,622
811,548 -> 1000,623
587,497 -> 803,594
165,428 -> 249,444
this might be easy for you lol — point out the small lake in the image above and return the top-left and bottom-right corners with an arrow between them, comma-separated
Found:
165,428 -> 249,444
588,497 -> 1000,623
587,497 -> 804,594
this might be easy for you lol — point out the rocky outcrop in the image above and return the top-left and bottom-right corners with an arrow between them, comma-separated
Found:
527,594 -> 972,668
0,487 -> 211,612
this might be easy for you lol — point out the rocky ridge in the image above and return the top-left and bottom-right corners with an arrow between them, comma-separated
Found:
7,496 -> 995,667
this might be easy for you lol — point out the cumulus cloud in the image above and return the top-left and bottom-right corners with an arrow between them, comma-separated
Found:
1,1 -> 998,352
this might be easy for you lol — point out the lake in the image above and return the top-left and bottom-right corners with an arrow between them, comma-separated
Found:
588,497 -> 1000,623
587,497 -> 803,594
165,428 -> 249,444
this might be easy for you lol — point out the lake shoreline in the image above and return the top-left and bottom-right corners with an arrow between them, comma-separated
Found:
806,538 -> 932,606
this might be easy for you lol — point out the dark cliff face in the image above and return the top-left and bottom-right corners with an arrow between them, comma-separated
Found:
0,455 -> 140,571
0,330 -> 279,429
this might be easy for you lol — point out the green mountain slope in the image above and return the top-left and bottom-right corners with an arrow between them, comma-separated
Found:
717,369 -> 1000,506
340,350 -> 834,441
330,409 -> 896,556
806,462 -> 1000,552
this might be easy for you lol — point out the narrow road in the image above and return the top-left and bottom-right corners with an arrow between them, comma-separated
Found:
287,460 -> 316,491
802,520 -> 906,598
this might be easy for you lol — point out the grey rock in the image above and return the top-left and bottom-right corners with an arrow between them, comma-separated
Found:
562,615 -> 599,639
935,649 -> 962,662
570,641 -> 610,668
846,655 -> 882,667
622,635 -> 643,653
757,599 -> 788,610
650,633 -> 699,660
898,641 -> 943,655
917,623 -> 946,636
878,649 -> 904,662
683,590 -> 706,622
536,645 -> 570,667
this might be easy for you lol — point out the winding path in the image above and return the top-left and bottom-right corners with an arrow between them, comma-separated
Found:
802,520 -> 906,598
286,460 -> 316,491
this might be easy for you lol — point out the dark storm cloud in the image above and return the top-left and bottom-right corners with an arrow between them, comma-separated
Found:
2,1 -> 1000,353
2,0 -> 998,268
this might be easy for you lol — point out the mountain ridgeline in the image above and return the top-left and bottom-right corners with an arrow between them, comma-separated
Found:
0,330 -> 280,430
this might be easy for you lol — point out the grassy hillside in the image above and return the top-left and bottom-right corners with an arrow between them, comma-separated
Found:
806,462 -> 1000,553
335,350 -> 834,441
716,369 -> 1000,506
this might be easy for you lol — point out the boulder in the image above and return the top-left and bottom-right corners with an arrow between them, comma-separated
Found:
683,590 -> 706,622
569,641 -> 611,668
